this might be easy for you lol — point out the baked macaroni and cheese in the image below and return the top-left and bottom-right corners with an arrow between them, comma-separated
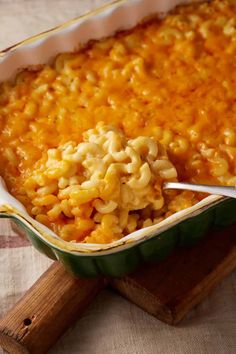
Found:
0,0 -> 236,243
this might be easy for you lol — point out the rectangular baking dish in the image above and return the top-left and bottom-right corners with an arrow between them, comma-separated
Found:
1,0 -> 236,277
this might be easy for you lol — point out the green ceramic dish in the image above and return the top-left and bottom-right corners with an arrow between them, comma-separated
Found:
1,190 -> 236,277
1,0 -> 235,278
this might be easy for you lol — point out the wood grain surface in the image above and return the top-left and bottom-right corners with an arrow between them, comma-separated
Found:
0,262 -> 106,354
111,224 -> 236,324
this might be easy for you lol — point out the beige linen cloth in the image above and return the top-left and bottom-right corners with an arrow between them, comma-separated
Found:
0,1 -> 236,353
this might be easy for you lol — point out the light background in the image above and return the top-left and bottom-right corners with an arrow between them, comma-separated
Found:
0,1 -> 236,353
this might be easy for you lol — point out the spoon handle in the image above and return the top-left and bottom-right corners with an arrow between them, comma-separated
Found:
164,182 -> 236,199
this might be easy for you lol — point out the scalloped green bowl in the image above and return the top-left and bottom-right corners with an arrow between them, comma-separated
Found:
2,198 -> 236,278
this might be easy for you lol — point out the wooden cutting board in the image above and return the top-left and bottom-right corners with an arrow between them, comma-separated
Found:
0,223 -> 236,353
112,223 -> 236,324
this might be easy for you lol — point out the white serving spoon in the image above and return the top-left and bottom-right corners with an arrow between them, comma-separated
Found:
164,182 -> 236,199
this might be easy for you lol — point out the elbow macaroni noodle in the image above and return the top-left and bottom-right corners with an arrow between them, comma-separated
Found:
23,123 -> 177,243
0,0 -> 236,243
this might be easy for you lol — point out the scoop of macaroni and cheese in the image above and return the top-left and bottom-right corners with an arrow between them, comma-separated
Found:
24,123 -> 178,243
